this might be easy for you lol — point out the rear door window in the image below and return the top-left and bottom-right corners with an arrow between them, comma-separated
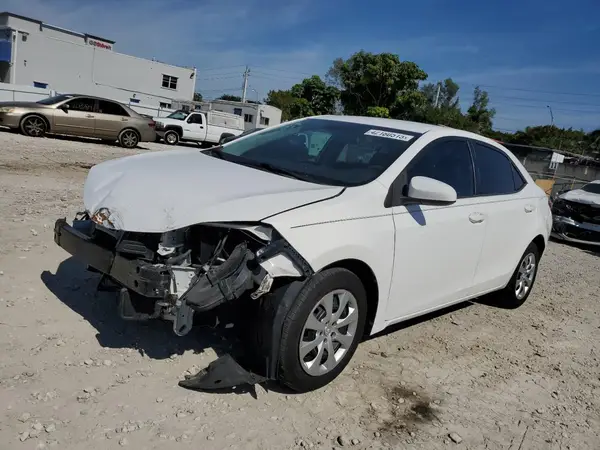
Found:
471,141 -> 522,196
97,100 -> 128,116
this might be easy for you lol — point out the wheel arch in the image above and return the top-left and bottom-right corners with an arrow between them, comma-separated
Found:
164,125 -> 183,137
320,258 -> 379,336
532,234 -> 546,256
20,113 -> 51,132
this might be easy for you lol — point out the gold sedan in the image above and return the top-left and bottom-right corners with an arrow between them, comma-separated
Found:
0,94 -> 157,148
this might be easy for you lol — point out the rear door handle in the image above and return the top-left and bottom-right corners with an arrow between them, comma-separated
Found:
525,204 -> 535,213
469,212 -> 485,224
85,114 -> 94,118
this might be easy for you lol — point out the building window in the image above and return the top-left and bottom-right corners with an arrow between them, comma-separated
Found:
159,102 -> 172,109
233,108 -> 242,116
260,116 -> 270,126
244,113 -> 254,123
162,74 -> 178,90
129,98 -> 140,104
33,81 -> 48,89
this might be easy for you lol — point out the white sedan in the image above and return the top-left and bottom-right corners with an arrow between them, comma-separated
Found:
54,116 -> 552,392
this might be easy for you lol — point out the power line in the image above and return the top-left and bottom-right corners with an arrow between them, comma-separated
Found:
197,65 -> 246,72
471,83 -> 600,98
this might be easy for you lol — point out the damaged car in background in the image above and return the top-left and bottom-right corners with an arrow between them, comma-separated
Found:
54,116 -> 551,393
551,180 -> 600,246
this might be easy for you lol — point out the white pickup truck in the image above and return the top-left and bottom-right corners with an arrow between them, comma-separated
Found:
154,110 -> 244,146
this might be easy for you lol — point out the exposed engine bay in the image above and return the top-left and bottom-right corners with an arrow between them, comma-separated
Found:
54,213 -> 312,338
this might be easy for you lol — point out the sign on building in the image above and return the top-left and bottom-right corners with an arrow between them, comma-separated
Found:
86,38 -> 113,51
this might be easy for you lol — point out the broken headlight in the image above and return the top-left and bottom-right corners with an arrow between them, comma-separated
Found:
91,207 -> 115,229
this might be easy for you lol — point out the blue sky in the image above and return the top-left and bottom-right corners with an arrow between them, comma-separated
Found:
3,0 -> 600,132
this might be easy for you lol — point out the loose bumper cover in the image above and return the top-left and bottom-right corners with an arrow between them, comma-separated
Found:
53,218 -> 309,391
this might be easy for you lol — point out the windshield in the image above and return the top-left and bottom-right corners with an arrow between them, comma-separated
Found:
36,94 -> 74,105
166,110 -> 189,120
581,183 -> 600,194
208,118 -> 421,186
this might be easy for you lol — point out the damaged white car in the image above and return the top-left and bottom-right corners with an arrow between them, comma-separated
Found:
551,180 -> 600,246
54,116 -> 551,392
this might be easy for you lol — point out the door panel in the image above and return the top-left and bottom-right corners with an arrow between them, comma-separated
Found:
387,200 -> 487,320
183,113 -> 207,141
468,140 -> 538,293
95,100 -> 131,138
53,98 -> 96,136
386,137 -> 487,321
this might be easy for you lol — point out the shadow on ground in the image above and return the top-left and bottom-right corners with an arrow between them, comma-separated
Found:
41,257 -> 229,360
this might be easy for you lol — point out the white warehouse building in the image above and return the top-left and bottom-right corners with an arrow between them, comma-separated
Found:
0,12 -> 196,113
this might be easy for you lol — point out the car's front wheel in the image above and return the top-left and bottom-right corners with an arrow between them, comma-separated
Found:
277,268 -> 367,392
21,115 -> 47,137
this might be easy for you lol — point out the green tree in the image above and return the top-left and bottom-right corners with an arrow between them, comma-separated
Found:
218,94 -> 242,102
467,86 -> 496,133
265,89 -> 298,121
290,75 -> 340,116
421,78 -> 460,109
366,106 -> 390,118
334,51 -> 427,117
193,92 -> 203,102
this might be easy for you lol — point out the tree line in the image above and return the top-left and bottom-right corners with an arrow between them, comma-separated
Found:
259,51 -> 599,158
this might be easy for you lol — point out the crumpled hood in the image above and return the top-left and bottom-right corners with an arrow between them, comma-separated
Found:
83,149 -> 342,233
559,189 -> 600,207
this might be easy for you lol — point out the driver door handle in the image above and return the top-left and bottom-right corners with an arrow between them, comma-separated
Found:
85,114 -> 94,118
469,212 -> 485,224
524,204 -> 535,213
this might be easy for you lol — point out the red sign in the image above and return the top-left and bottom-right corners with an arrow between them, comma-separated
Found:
87,38 -> 113,51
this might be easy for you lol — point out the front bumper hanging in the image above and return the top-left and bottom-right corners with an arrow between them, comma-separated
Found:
54,217 -> 311,391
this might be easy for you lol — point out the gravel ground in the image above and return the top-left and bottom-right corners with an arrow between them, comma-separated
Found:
0,130 -> 599,450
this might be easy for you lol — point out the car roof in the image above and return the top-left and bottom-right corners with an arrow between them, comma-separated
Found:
314,115 -> 508,148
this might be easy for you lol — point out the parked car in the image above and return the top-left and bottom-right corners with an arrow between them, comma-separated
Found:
219,127 -> 261,144
0,94 -> 156,148
53,116 -> 552,392
551,180 -> 600,246
154,109 -> 244,146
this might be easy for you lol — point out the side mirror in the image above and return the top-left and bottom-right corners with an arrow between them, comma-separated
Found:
406,176 -> 457,205
60,104 -> 69,113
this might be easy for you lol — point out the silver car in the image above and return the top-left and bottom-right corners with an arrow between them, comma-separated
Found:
0,94 -> 157,148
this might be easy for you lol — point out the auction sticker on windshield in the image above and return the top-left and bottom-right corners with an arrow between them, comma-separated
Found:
364,129 -> 414,141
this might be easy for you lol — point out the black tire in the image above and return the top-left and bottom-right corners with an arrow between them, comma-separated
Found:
164,130 -> 180,145
278,268 -> 367,392
20,115 -> 47,137
491,242 -> 540,309
118,129 -> 139,149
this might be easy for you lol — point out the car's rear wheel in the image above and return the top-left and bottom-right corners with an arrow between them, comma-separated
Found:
21,115 -> 47,137
493,242 -> 540,309
164,130 -> 179,145
277,268 -> 367,392
119,129 -> 139,149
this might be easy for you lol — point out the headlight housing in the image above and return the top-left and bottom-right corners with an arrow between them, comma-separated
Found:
91,208 -> 115,228
0,107 -> 15,113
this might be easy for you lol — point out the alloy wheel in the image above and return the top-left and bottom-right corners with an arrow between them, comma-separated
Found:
299,289 -> 359,376
515,253 -> 536,300
24,117 -> 46,137
121,130 -> 138,148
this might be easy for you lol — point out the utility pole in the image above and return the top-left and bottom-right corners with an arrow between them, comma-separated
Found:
241,66 -> 250,103
547,105 -> 554,127
433,82 -> 441,108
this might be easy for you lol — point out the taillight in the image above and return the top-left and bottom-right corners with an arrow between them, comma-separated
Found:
148,121 -> 156,128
